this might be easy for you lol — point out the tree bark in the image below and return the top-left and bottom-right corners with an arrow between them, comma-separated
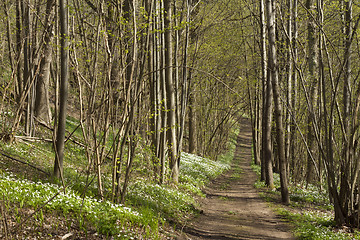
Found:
34,0 -> 55,124
54,0 -> 69,179
261,0 -> 274,187
305,0 -> 318,184
339,0 -> 353,223
266,0 -> 290,204
23,0 -> 34,136
188,91 -> 197,154
164,0 -> 178,184
15,0 -> 23,103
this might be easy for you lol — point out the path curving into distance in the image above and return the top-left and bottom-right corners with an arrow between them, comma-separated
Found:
178,118 -> 295,240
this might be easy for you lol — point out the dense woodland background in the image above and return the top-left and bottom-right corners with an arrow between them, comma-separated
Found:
1,0 -> 360,237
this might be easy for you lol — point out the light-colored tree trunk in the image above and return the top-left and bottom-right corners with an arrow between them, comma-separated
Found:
35,0 -> 55,124
260,0 -> 274,187
285,0 -> 293,179
164,0 -> 178,184
290,0 -> 298,182
23,0 -> 34,136
266,0 -> 290,204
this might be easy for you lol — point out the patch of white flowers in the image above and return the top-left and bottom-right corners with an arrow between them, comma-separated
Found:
128,180 -> 194,215
179,152 -> 230,188
290,183 -> 331,208
127,152 -> 230,218
0,171 -> 141,233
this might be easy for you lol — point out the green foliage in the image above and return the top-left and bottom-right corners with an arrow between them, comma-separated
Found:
251,160 -> 357,239
179,152 -> 230,191
278,207 -> 360,240
127,181 -> 195,221
0,171 -> 150,238
181,152 -> 230,180
217,127 -> 239,165
126,152 -> 231,223
0,149 -> 231,238
251,163 -> 261,176
0,115 -> 235,239
289,184 -> 331,209
251,163 -> 280,189
252,162 -> 357,239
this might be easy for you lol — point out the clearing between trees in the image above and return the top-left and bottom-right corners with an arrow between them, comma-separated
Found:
178,119 -> 295,240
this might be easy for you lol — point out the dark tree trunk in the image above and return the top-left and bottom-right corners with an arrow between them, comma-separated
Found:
54,0 -> 69,179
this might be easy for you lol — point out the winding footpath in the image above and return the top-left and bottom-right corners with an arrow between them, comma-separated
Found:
178,118 -> 295,240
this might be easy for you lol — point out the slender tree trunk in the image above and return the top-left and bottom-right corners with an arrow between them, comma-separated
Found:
254,75 -> 262,166
339,0 -> 352,222
176,0 -> 191,165
305,0 -> 318,185
261,0 -> 274,187
285,0 -> 293,178
317,1 -> 346,222
158,0 -> 167,184
164,0 -> 178,184
290,0 -> 298,182
3,1 -> 14,74
54,0 -> 69,179
23,0 -> 34,136
35,0 -> 55,124
15,0 -> 23,103
188,90 -> 197,154
266,0 -> 290,203
147,0 -> 160,179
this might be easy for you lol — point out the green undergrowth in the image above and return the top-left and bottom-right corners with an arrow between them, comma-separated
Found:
126,152 -> 231,221
278,207 -> 360,240
251,163 -> 360,239
178,152 -> 230,196
0,114 -> 237,238
0,171 -> 144,239
0,149 -> 231,239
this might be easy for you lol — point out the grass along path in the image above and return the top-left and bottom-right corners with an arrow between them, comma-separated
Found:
178,118 -> 295,240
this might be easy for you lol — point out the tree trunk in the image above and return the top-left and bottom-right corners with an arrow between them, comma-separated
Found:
15,0 -> 23,103
285,0 -> 293,178
188,91 -> 197,154
339,0 -> 353,224
54,0 -> 69,179
305,0 -> 318,185
266,0 -> 290,204
23,0 -> 34,136
164,0 -> 178,184
35,0 -> 55,124
261,0 -> 274,188
158,0 -> 167,184
290,0 -> 298,182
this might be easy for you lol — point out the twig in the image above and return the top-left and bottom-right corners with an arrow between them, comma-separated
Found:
0,150 -> 49,176
11,185 -> 66,233
35,117 -> 87,148
14,136 -> 52,142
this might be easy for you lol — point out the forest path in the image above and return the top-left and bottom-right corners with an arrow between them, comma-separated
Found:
178,118 -> 295,240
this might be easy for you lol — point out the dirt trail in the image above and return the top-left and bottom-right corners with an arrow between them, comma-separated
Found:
178,119 -> 295,240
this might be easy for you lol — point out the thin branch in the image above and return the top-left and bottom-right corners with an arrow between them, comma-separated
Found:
0,150 -> 49,176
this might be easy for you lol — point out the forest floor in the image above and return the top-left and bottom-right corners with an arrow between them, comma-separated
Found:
177,119 -> 296,240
